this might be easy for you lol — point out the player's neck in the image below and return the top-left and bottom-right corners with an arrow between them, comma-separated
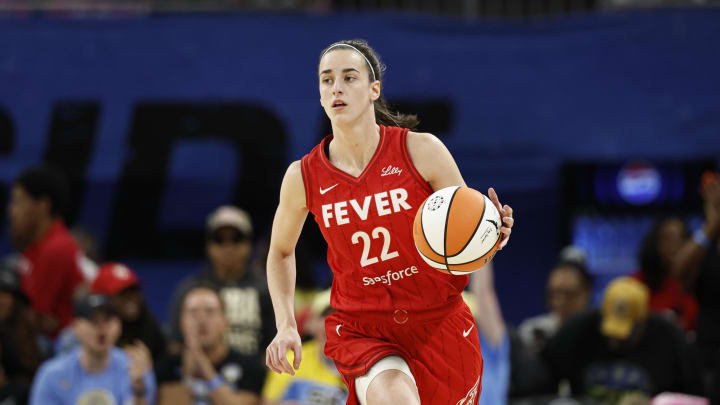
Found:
329,118 -> 380,174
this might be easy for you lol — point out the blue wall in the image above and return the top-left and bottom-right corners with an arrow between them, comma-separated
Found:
1,9 -> 719,324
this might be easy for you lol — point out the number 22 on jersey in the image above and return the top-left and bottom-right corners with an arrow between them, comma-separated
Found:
351,226 -> 399,267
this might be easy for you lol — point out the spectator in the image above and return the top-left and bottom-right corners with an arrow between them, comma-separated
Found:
542,277 -> 702,404
168,206 -> 275,362
633,216 -> 698,331
672,171 -> 720,403
156,285 -> 265,405
0,262 -> 45,405
8,166 -> 92,336
262,289 -> 347,404
29,294 -> 155,405
91,262 -> 167,363
518,246 -> 593,353
468,263 -> 510,405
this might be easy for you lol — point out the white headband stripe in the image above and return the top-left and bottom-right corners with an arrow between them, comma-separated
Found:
323,43 -> 376,81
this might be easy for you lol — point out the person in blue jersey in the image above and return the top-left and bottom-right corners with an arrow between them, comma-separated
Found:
29,294 -> 155,405
467,263 -> 510,405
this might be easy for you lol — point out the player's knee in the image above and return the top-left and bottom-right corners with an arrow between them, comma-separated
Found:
366,369 -> 420,405
355,356 -> 419,405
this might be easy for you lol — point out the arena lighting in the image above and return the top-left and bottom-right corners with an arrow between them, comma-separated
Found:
616,161 -> 662,205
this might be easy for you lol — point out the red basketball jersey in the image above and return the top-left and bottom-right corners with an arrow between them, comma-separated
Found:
301,125 -> 468,314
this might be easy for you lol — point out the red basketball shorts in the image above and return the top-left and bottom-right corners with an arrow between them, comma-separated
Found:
324,298 -> 483,405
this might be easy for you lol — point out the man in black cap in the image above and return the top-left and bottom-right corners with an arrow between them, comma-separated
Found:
29,294 -> 156,405
168,206 -> 275,364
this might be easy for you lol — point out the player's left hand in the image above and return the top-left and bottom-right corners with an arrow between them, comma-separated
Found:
488,187 -> 513,250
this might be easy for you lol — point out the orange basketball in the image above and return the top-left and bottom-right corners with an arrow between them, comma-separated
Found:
413,186 -> 502,274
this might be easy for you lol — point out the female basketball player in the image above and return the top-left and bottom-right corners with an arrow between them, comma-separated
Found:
265,40 -> 514,405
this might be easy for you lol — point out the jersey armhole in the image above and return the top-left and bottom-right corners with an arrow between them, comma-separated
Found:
401,129 -> 434,194
300,156 -> 313,212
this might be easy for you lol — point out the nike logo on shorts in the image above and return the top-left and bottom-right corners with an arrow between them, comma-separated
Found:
320,184 -> 339,195
336,324 -> 343,336
463,324 -> 474,338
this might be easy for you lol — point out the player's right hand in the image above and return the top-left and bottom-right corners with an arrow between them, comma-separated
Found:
266,327 -> 302,375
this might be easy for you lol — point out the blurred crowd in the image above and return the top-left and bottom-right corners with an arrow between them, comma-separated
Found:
0,164 -> 718,405
3,0 -> 719,18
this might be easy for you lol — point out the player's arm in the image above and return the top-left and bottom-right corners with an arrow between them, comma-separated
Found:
265,160 -> 309,375
406,131 -> 466,190
407,132 -> 514,249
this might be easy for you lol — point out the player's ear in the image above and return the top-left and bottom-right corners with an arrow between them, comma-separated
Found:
370,81 -> 380,102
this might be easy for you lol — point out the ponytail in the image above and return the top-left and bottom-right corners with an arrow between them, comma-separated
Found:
374,95 -> 420,131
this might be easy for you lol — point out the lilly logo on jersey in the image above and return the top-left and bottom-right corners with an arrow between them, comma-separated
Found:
380,165 -> 403,176
321,188 -> 411,228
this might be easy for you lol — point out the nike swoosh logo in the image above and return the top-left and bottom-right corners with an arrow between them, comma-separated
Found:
486,219 -> 499,230
463,324 -> 474,338
320,184 -> 339,195
336,324 -> 343,336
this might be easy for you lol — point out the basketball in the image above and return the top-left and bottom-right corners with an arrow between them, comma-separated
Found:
413,186 -> 502,274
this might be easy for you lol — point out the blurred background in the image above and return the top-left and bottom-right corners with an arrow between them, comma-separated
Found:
1,1 -> 719,404
2,0 -> 718,323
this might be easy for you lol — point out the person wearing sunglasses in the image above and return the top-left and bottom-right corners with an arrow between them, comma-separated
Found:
168,206 -> 275,367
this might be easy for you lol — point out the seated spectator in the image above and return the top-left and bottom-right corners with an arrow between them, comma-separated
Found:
8,166 -> 94,337
262,289 -> 347,404
29,294 -> 155,405
518,246 -> 592,353
0,263 -> 45,405
91,262 -> 167,363
542,277 -> 703,404
633,216 -> 698,331
168,206 -> 275,363
156,285 -> 265,405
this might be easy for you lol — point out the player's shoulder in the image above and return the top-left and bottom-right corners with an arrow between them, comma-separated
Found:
406,131 -> 444,153
287,159 -> 302,174
406,131 -> 449,168
284,160 -> 304,185
280,160 -> 307,207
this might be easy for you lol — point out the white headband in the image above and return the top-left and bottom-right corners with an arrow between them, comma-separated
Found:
323,43 -> 376,81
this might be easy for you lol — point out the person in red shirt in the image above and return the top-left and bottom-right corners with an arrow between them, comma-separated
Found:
8,166 -> 87,336
265,40 -> 515,405
633,216 -> 698,331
